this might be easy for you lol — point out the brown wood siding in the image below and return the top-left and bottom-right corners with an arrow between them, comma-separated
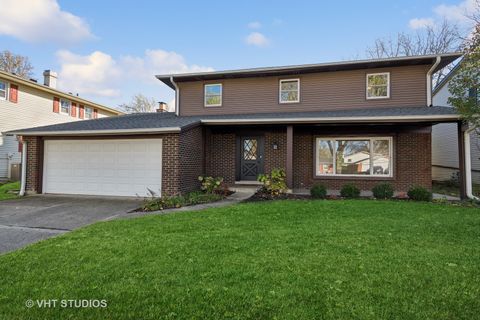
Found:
178,65 -> 429,116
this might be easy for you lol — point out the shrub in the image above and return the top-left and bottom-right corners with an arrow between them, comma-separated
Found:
310,184 -> 327,199
340,183 -> 360,198
198,176 -> 223,194
372,183 -> 394,199
257,168 -> 287,196
407,186 -> 432,201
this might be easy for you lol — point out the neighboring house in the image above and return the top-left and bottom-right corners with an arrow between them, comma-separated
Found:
11,53 -> 469,198
432,66 -> 480,183
0,69 -> 122,179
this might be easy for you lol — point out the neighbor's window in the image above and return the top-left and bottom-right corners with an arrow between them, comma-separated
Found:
204,84 -> 222,107
315,137 -> 392,177
469,87 -> 479,105
279,79 -> 300,103
366,73 -> 390,99
85,106 -> 93,119
0,80 -> 7,100
60,99 -> 71,114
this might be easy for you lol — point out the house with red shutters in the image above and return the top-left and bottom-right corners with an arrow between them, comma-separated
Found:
0,69 -> 122,180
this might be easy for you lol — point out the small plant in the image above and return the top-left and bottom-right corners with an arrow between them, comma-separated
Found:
372,183 -> 394,199
257,168 -> 287,196
142,191 -> 224,211
198,176 -> 223,194
310,183 -> 327,199
407,186 -> 432,202
340,183 -> 360,198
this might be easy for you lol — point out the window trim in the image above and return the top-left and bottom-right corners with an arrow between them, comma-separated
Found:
84,106 -> 93,119
0,80 -> 8,101
279,78 -> 300,104
366,72 -> 390,100
315,136 -> 393,178
59,98 -> 71,115
204,83 -> 222,107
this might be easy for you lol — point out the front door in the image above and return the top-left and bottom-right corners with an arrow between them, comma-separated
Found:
239,136 -> 264,181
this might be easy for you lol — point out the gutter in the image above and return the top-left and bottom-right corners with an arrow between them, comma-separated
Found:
170,76 -> 180,116
201,114 -> 460,125
9,127 -> 182,136
464,126 -> 479,201
427,56 -> 441,106
19,140 -> 27,196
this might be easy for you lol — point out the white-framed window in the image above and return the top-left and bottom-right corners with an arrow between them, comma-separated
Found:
315,137 -> 393,177
85,106 -> 93,119
60,98 -> 71,115
279,78 -> 300,103
366,72 -> 390,99
204,83 -> 222,107
0,80 -> 8,100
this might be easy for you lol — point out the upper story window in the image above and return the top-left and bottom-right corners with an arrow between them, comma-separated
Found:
60,98 -> 71,115
279,79 -> 300,103
366,72 -> 390,99
0,80 -> 8,100
204,84 -> 222,107
85,106 -> 93,119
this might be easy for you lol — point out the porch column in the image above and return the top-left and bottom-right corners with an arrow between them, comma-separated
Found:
457,121 -> 467,199
286,125 -> 293,190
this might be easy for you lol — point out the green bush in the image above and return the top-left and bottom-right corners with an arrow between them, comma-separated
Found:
407,186 -> 432,202
340,183 -> 361,198
257,168 -> 287,196
372,183 -> 394,199
198,176 -> 223,194
310,184 -> 327,199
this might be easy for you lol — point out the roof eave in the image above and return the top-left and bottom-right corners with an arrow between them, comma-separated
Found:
8,127 -> 182,137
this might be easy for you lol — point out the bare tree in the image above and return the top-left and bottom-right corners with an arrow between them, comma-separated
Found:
0,50 -> 34,78
119,94 -> 157,113
366,20 -> 462,84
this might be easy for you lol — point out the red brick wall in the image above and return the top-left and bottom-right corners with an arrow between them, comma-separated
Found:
161,133 -> 181,195
206,132 -> 236,184
23,136 -> 42,194
179,126 -> 205,193
264,129 -> 287,173
293,130 -> 432,192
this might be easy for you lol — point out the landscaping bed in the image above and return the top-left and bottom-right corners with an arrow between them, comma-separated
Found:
139,190 -> 234,212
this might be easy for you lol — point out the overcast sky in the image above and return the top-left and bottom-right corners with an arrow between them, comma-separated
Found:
0,0 -> 477,111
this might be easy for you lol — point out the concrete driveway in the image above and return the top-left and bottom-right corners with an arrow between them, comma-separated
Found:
0,195 -> 142,254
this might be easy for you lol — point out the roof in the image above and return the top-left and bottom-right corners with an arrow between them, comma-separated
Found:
0,69 -> 123,115
157,53 -> 462,89
7,106 -> 460,136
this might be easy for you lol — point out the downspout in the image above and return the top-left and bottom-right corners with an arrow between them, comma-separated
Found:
464,127 -> 479,200
426,56 -> 442,106
19,139 -> 27,196
170,76 -> 180,116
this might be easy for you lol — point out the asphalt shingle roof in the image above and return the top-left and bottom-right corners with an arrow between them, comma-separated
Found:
8,106 -> 459,135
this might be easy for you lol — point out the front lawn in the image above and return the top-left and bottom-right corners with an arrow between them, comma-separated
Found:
0,181 -> 20,201
1,200 -> 479,319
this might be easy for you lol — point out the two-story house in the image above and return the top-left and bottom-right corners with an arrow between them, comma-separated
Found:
0,69 -> 122,180
11,53 -> 470,198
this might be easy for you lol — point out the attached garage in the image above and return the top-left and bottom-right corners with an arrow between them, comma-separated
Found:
43,139 -> 162,197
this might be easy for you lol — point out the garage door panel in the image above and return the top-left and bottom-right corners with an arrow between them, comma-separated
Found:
44,139 -> 162,197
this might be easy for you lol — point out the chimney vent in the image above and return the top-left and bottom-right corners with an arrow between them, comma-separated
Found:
43,70 -> 58,89
157,101 -> 168,112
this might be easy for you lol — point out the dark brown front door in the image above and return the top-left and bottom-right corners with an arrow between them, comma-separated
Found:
239,136 -> 264,181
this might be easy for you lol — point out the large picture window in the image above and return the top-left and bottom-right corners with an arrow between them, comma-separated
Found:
315,137 -> 392,177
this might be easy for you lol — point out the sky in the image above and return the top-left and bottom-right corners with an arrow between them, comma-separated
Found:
0,0 -> 477,111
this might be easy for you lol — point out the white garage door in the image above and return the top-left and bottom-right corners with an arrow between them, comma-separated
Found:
43,139 -> 162,197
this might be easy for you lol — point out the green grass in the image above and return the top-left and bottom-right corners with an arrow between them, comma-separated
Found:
0,181 -> 20,200
1,200 -> 480,319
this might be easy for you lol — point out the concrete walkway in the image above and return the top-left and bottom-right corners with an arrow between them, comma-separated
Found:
113,186 -> 258,220
432,193 -> 461,201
